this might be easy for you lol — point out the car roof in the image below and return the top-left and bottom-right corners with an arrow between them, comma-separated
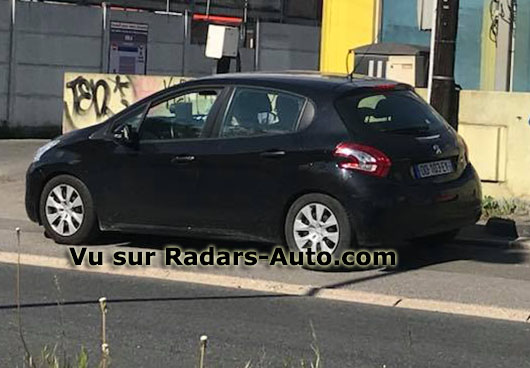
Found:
177,71 -> 404,97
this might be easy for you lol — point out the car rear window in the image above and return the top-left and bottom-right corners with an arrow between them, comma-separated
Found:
336,90 -> 448,134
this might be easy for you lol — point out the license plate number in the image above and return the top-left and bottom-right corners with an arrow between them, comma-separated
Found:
414,159 -> 454,179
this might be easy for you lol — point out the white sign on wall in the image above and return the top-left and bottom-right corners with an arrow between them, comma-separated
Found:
109,21 -> 149,75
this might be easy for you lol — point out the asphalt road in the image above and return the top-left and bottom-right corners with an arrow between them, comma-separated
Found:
2,140 -> 530,313
0,263 -> 529,368
2,140 -> 530,367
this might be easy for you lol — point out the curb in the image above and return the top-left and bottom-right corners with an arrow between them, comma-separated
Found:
455,236 -> 530,250
455,222 -> 530,250
516,223 -> 530,238
0,251 -> 529,324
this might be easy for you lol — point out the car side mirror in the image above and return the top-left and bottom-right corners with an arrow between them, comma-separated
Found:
113,124 -> 138,147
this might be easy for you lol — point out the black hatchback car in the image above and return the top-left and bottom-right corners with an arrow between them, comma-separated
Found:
26,72 -> 481,254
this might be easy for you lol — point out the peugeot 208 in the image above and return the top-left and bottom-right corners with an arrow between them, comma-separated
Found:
26,72 -> 482,255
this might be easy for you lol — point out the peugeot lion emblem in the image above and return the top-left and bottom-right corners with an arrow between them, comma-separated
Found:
432,144 -> 443,155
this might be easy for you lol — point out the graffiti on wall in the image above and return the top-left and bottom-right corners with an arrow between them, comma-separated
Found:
63,72 -> 188,132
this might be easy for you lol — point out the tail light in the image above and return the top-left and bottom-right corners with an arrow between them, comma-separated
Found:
333,142 -> 392,177
371,84 -> 397,92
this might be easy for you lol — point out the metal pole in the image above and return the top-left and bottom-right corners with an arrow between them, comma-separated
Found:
508,0 -> 517,92
373,0 -> 383,43
99,297 -> 109,368
255,18 -> 260,71
427,0 -> 438,103
101,3 -> 108,73
244,0 -> 248,23
198,335 -> 208,368
182,9 -> 188,77
206,0 -> 211,17
166,0 -> 170,13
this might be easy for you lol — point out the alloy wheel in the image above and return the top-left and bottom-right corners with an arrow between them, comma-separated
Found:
45,184 -> 84,236
293,203 -> 339,253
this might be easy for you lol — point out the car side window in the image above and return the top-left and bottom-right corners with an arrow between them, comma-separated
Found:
139,90 -> 219,141
220,88 -> 305,138
111,104 -> 147,134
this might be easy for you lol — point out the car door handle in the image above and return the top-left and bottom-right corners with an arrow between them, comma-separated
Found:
171,155 -> 195,164
260,150 -> 286,158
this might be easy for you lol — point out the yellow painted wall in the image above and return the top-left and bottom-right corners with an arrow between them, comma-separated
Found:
458,91 -> 530,199
417,88 -> 530,199
320,0 -> 377,74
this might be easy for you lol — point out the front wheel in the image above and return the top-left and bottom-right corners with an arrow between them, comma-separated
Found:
285,193 -> 353,260
39,175 -> 100,245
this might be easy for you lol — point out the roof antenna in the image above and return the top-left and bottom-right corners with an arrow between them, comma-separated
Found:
346,49 -> 355,81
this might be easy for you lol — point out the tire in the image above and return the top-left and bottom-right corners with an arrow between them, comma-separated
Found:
411,229 -> 460,246
284,193 -> 353,268
39,175 -> 100,245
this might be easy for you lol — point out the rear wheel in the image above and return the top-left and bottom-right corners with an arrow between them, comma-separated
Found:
39,175 -> 99,245
285,193 -> 353,261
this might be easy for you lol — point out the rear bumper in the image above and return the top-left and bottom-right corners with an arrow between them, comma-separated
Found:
346,164 -> 482,245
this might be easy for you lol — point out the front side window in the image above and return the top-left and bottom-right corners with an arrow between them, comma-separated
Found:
112,104 -> 146,134
220,88 -> 305,138
139,90 -> 219,141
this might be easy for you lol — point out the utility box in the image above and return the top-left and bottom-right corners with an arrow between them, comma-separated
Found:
353,43 -> 430,87
205,24 -> 239,59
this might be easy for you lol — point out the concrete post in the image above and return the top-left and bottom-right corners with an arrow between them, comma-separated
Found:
6,0 -> 16,126
101,2 -> 110,73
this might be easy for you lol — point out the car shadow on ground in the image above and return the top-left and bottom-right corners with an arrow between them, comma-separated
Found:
304,224 -> 527,294
91,231 -> 277,253
86,223 -> 526,274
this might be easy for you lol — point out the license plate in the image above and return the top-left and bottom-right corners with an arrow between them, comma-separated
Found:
414,159 -> 454,179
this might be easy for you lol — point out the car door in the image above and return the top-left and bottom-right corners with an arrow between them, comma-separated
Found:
102,87 -> 226,229
193,86 -> 309,240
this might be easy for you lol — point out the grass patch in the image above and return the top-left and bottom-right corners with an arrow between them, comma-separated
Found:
29,346 -> 89,368
482,196 -> 529,220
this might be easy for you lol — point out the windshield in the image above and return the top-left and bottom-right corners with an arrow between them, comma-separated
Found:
336,90 -> 449,134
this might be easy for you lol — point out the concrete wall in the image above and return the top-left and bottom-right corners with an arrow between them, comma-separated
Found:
417,88 -> 530,199
0,1 -> 321,134
11,1 -> 103,130
257,22 -> 320,71
108,10 -> 185,76
458,91 -> 530,199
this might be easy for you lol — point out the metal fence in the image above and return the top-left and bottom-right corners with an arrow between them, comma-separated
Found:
0,0 -> 320,134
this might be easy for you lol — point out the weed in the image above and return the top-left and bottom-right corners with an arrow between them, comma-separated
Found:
482,196 -> 519,219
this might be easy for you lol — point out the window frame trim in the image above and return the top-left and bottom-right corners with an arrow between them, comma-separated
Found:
136,85 -> 228,144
